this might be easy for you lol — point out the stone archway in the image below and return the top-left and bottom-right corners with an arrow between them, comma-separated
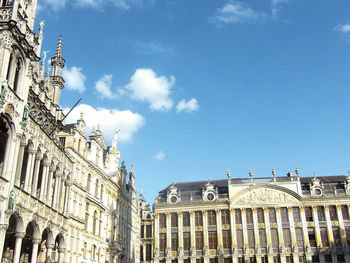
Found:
2,212 -> 24,263
37,228 -> 54,263
19,221 -> 40,263
53,234 -> 65,263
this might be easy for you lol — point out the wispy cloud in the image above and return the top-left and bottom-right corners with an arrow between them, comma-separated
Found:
209,0 -> 290,26
62,66 -> 86,93
176,98 -> 199,113
154,151 -> 165,161
335,23 -> 350,43
95,74 -> 118,99
133,41 -> 174,55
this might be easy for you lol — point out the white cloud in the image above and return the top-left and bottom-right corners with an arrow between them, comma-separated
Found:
154,151 -> 165,161
95,74 -> 118,99
75,0 -> 103,8
335,23 -> 350,43
210,1 -> 266,25
41,0 -> 68,11
62,66 -> 86,93
125,68 -> 175,111
176,98 -> 199,113
133,41 -> 174,55
64,104 -> 145,144
271,0 -> 289,16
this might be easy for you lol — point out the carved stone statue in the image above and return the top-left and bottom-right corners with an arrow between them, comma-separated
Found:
7,189 -> 15,212
0,80 -> 8,102
42,50 -> 49,63
23,103 -> 30,121
112,129 -> 120,148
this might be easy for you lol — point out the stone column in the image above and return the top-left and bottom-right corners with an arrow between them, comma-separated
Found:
64,179 -> 72,215
275,208 -> 284,254
288,207 -> 299,263
252,208 -> 259,252
13,232 -> 25,263
203,210 -> 209,251
31,238 -> 41,263
0,224 -> 8,260
190,211 -> 196,262
229,209 -> 237,263
263,207 -> 273,263
166,213 -> 171,256
241,208 -> 248,249
216,210 -> 223,249
312,206 -> 322,247
58,247 -> 66,263
39,161 -> 49,201
178,212 -> 184,255
24,149 -> 36,192
3,132 -> 20,182
53,173 -> 62,209
46,243 -> 54,261
300,207 -> 311,263
14,140 -> 26,186
31,155 -> 42,196
46,168 -> 54,204
324,206 -> 334,245
154,214 -> 159,258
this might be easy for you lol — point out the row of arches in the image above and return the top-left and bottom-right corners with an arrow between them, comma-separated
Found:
2,212 -> 65,263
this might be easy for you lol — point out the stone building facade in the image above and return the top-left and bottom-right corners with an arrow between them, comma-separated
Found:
0,0 -> 141,262
152,171 -> 350,263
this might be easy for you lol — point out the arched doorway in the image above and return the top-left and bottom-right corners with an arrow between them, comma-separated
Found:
0,115 -> 10,177
19,221 -> 40,263
37,228 -> 54,262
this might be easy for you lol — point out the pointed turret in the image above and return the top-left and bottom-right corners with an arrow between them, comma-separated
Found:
50,37 -> 65,105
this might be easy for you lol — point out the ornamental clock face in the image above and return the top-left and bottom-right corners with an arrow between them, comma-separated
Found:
314,188 -> 322,196
207,193 -> 215,201
171,195 -> 178,203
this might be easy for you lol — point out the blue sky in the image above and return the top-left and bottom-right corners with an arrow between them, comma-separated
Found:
37,0 -> 350,203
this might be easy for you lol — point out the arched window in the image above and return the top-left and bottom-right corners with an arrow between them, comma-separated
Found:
13,57 -> 23,93
99,211 -> 102,236
83,242 -> 87,258
91,245 -> 96,260
84,203 -> 89,231
95,179 -> 99,196
0,117 -> 10,177
100,184 -> 103,201
78,138 -> 81,152
93,210 -> 97,235
19,144 -> 29,189
36,155 -> 46,196
87,174 -> 91,192
6,53 -> 14,81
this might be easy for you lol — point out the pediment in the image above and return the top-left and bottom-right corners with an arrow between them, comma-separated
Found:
231,185 -> 301,206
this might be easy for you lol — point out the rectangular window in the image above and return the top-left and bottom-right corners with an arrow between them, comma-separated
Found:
293,207 -> 301,222
345,226 -> 350,245
238,257 -> 244,263
305,207 -> 313,222
248,229 -> 255,248
195,211 -> 203,226
299,257 -> 305,263
286,256 -> 293,263
223,230 -> 231,249
271,228 -> 279,249
273,256 -> 281,263
320,227 -> 329,247
221,210 -> 230,225
337,255 -> 345,263
281,208 -> 289,223
261,256 -> 268,263
146,244 -> 152,260
257,208 -> 264,223
159,214 -> 166,228
250,257 -> 256,263
208,210 -> 217,226
283,228 -> 291,247
259,229 -> 267,248
269,208 -> 277,223
183,232 -> 191,250
329,206 -> 338,221
235,209 -> 242,224
171,213 -> 178,227
196,259 -> 204,263
342,205 -> 349,220
224,258 -> 233,263
236,229 -> 243,248
183,212 -> 190,227
141,225 -> 144,238
317,206 -> 325,222
184,259 -> 191,263
146,225 -> 152,238
333,227 -> 341,247
324,255 -> 332,262
210,259 -> 218,263
312,256 -> 319,263
209,231 -> 217,249
295,227 -> 304,247
160,233 -> 166,252
246,209 -> 253,224
308,228 -> 316,247
196,231 -> 204,250
171,232 -> 178,251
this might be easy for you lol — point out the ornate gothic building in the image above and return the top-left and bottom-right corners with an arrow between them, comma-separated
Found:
0,0 -> 140,262
150,171 -> 350,263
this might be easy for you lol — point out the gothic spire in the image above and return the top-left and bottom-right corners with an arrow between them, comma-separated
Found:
55,36 -> 63,58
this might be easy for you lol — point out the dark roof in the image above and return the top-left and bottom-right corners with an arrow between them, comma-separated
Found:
160,179 -> 228,194
62,123 -> 75,133
300,175 -> 346,183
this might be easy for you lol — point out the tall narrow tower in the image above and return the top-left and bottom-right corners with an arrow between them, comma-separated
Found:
50,37 -> 65,105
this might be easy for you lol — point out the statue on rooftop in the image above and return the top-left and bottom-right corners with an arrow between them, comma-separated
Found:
0,80 -> 8,103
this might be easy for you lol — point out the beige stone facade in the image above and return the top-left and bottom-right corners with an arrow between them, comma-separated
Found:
151,172 -> 350,263
0,1 -> 141,262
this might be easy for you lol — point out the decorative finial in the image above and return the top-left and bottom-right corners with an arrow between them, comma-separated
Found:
249,168 -> 253,178
131,164 -> 134,172
140,186 -> 143,195
80,112 -> 84,120
97,124 -> 100,130
348,170 -> 350,177
313,172 -> 317,179
172,181 -> 175,186
295,167 -> 299,176
227,170 -> 231,178
39,20 -> 45,30
55,36 -> 63,57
